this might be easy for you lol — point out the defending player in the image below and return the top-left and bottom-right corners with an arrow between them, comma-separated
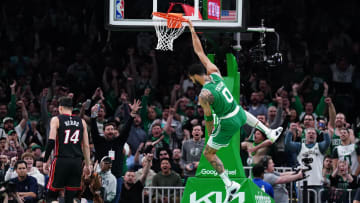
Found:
43,97 -> 91,203
187,21 -> 283,203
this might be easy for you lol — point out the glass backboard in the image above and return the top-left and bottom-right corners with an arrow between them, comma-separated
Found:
106,0 -> 246,32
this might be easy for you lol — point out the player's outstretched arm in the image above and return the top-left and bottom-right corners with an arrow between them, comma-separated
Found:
188,21 -> 220,76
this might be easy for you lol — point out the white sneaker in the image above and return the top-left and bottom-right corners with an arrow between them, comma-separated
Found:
224,181 -> 241,203
268,127 -> 283,143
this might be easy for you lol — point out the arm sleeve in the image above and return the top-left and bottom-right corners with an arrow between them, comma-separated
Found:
270,107 -> 283,128
24,178 -> 38,201
44,139 -> 55,161
356,144 -> 360,155
151,175 -> 158,186
107,177 -> 117,202
263,173 -> 278,185
176,175 -> 183,186
332,148 -> 339,158
122,103 -> 131,123
140,95 -> 149,123
285,131 -> 301,153
4,168 -> 16,181
180,143 -> 187,169
116,116 -> 134,145
268,185 -> 274,198
90,117 -> 101,143
8,94 -> 16,117
175,122 -> 183,141
314,96 -> 326,116
293,96 -> 304,116
318,132 -> 330,154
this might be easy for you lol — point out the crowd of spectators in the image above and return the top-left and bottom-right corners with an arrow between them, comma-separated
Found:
0,0 -> 360,202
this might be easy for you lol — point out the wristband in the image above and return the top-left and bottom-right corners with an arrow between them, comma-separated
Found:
204,115 -> 213,121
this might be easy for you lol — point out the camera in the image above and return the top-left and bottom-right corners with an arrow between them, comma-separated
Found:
140,144 -> 154,154
293,156 -> 313,181
0,181 -> 17,194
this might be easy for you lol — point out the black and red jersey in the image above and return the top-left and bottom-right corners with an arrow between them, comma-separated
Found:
55,114 -> 84,158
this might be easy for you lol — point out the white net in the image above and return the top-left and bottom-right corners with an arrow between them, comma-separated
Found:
154,18 -> 186,51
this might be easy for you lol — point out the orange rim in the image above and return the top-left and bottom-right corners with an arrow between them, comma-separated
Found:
153,12 -> 189,22
152,12 -> 188,28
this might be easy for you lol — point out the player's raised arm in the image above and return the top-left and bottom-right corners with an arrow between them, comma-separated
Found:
188,21 -> 220,76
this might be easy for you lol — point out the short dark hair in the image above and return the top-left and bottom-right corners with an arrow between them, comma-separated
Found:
192,124 -> 202,131
254,129 -> 266,139
252,163 -> 265,178
302,114 -> 315,122
323,155 -> 332,162
261,155 -> 272,170
157,147 -> 172,158
15,160 -> 27,169
160,158 -> 170,164
188,64 -> 206,76
103,122 -> 116,130
152,123 -> 162,129
126,169 -> 136,173
34,159 -> 43,165
58,97 -> 73,108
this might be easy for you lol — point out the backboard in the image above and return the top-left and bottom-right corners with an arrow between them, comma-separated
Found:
106,0 -> 246,32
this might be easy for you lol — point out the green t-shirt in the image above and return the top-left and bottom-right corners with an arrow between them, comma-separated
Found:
203,73 -> 237,118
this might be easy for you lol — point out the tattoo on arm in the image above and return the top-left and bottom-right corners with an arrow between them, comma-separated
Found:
199,89 -> 214,105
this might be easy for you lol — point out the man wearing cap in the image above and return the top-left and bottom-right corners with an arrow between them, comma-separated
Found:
43,96 -> 91,203
31,144 -> 42,160
99,156 -> 116,203
120,153 -> 153,203
90,99 -> 141,203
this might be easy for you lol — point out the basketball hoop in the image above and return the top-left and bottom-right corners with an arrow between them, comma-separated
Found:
152,12 -> 189,51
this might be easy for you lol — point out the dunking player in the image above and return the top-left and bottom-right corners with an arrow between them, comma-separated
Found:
43,97 -> 91,203
187,21 -> 283,203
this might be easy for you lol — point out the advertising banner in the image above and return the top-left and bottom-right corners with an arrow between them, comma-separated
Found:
207,0 -> 221,20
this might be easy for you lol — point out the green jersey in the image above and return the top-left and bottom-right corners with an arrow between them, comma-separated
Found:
203,73 -> 237,118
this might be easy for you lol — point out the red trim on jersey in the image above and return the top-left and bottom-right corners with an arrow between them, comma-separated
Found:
65,186 -> 82,191
55,133 -> 59,156
61,113 -> 76,116
47,158 -> 63,192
